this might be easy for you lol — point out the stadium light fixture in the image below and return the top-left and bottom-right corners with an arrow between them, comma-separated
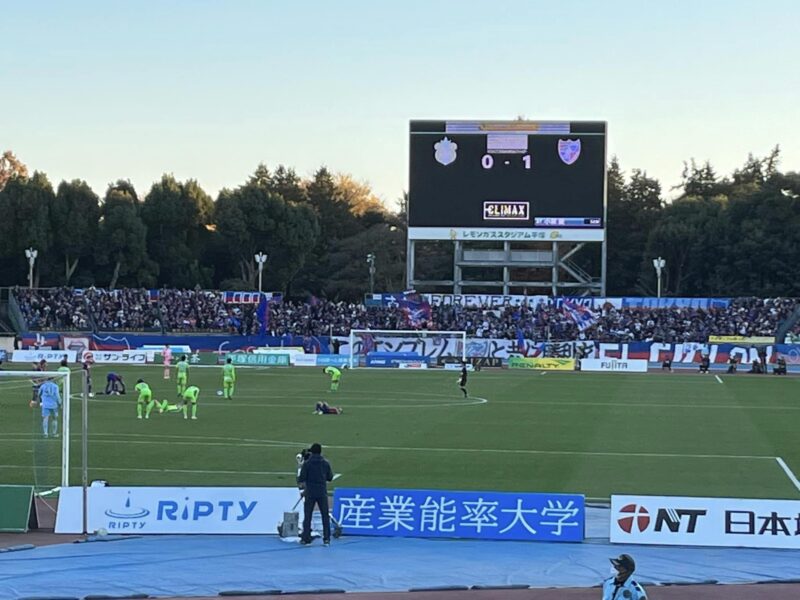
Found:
652,256 -> 666,298
254,252 -> 268,293
25,247 -> 38,289
366,253 -> 376,294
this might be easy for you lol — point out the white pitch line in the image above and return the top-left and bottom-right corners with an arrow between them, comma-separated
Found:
775,457 -> 800,493
715,375 -> 723,384
0,464 -> 295,476
461,399 -> 800,411
0,431 -> 773,461
81,394 -> 489,409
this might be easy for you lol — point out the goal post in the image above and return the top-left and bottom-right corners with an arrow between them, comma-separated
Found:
347,329 -> 467,368
0,369 -> 84,491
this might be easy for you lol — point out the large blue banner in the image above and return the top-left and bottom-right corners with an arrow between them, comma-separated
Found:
316,354 -> 349,366
366,352 -> 427,367
621,297 -> 731,309
333,488 -> 584,542
20,333 -> 332,354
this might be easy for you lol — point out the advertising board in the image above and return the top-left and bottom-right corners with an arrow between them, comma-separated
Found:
579,358 -> 647,373
611,494 -> 800,549
55,486 -> 300,534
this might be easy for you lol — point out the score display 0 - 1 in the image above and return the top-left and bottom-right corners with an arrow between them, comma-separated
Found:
408,120 -> 607,242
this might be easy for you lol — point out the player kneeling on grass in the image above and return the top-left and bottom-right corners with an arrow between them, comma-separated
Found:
314,401 -> 342,415
179,385 -> 200,420
134,379 -> 156,420
104,372 -> 126,395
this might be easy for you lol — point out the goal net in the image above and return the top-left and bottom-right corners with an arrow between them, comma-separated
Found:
0,369 -> 80,494
347,329 -> 466,368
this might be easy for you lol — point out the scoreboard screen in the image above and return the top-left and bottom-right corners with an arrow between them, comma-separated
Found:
408,120 -> 606,242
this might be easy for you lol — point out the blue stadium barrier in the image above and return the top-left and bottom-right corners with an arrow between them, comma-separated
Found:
218,591 -> 281,597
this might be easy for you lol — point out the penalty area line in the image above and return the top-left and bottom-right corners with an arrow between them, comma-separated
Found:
775,457 -> 800,494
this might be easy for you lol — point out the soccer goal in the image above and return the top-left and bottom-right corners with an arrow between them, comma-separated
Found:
0,369 -> 87,493
347,329 -> 467,368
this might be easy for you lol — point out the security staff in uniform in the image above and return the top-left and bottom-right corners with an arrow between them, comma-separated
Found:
602,554 -> 647,600
298,442 -> 334,546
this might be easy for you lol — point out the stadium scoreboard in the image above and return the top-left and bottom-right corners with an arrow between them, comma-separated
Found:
408,120 -> 606,242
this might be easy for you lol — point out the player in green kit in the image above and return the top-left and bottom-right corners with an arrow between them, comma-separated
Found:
176,355 -> 189,397
222,358 -> 236,399
134,379 -> 155,419
180,385 -> 200,420
323,366 -> 342,392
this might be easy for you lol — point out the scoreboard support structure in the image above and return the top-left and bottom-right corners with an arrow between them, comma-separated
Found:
407,238 -> 606,296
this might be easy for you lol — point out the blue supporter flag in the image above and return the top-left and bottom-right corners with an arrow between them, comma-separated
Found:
516,326 -> 526,352
257,294 -> 269,335
399,292 -> 432,328
562,299 -> 597,332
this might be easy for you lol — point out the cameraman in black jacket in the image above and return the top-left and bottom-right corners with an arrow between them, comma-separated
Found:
298,443 -> 334,545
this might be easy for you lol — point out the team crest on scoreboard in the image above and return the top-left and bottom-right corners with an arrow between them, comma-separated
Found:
434,137 -> 458,166
557,139 -> 581,165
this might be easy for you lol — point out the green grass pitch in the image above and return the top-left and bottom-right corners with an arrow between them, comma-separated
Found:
1,366 -> 799,500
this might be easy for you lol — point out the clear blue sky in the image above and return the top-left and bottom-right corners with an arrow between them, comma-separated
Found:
2,0 -> 798,206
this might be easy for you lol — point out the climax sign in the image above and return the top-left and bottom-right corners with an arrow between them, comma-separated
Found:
483,201 -> 529,221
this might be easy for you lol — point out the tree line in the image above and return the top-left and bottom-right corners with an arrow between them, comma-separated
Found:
0,159 -> 406,298
606,147 -> 800,297
1,148 -> 799,299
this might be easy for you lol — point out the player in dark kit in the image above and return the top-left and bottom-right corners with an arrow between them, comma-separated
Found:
458,362 -> 468,398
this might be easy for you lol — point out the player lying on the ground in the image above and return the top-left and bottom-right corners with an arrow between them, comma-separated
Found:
314,401 -> 343,415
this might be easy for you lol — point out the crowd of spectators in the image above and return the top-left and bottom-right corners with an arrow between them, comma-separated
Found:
159,289 -> 260,334
10,288 -> 799,342
266,297 -> 798,343
84,288 -> 161,330
267,301 -> 409,337
12,287 -> 261,335
14,287 -> 91,330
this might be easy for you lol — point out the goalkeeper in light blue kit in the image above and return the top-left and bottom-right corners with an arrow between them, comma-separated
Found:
38,378 -> 62,438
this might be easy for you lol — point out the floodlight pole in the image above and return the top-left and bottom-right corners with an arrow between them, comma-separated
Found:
25,247 -> 38,289
652,257 -> 666,298
254,252 -> 268,293
366,253 -> 376,294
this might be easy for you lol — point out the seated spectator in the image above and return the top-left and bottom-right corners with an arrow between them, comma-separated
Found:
773,356 -> 787,375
